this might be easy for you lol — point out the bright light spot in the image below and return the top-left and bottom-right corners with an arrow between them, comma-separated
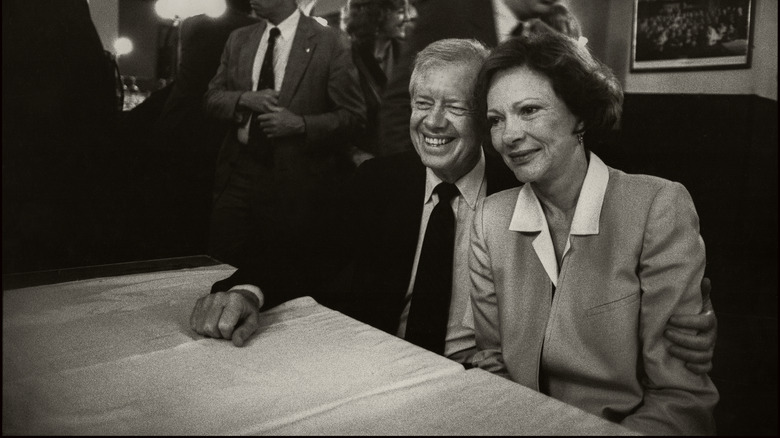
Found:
155,0 -> 176,20
156,0 -> 226,20
312,16 -> 328,27
577,36 -> 589,48
204,0 -> 227,18
114,37 -> 133,56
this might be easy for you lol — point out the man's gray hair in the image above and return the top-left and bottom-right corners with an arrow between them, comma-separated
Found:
409,38 -> 490,97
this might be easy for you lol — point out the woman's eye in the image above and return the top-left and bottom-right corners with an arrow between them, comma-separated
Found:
520,106 -> 540,116
488,116 -> 503,127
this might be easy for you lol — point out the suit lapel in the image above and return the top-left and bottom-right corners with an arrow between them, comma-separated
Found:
279,15 -> 317,107
237,22 -> 267,91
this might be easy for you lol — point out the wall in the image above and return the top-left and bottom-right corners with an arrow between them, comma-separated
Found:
118,0 -> 167,80
89,0 -> 120,51
604,0 -> 777,100
586,2 -> 777,435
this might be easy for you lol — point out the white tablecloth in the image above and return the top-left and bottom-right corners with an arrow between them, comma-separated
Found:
3,264 -> 636,435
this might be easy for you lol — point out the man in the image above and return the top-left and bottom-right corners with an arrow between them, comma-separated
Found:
378,0 -> 565,156
150,0 -> 258,254
204,0 -> 366,272
191,38 -> 716,373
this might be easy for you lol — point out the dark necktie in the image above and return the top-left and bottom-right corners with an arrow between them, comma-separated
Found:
405,182 -> 460,355
248,27 -> 281,159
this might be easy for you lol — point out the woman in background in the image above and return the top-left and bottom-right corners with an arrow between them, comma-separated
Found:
469,29 -> 718,434
343,0 -> 411,163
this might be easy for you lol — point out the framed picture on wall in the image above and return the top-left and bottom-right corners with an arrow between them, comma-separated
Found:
631,0 -> 754,72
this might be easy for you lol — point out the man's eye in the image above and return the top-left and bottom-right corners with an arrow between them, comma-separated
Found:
447,106 -> 469,116
413,101 -> 432,110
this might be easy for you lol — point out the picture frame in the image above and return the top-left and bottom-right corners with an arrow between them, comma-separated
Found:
631,0 -> 754,72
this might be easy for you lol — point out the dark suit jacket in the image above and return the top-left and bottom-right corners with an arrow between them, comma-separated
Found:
204,13 -> 367,196
157,9 -> 257,136
350,38 -> 401,155
212,150 -> 519,335
377,0 -> 497,156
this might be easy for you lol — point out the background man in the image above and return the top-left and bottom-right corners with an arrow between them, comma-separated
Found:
204,0 -> 366,283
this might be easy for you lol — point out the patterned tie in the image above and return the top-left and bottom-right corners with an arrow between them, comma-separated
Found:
248,27 -> 281,161
405,182 -> 460,355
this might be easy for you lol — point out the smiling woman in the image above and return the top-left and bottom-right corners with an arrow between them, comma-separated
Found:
469,28 -> 719,435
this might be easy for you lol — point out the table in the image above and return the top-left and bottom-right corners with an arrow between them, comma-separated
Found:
3,260 -> 637,435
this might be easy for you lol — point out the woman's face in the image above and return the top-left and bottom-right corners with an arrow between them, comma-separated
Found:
487,66 -> 582,185
379,4 -> 409,40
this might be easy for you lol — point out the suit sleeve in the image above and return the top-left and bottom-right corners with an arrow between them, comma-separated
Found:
622,181 -> 719,435
301,31 -> 366,145
203,30 -> 248,125
469,198 -> 511,379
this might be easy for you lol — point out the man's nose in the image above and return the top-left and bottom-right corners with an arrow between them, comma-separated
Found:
423,106 -> 447,129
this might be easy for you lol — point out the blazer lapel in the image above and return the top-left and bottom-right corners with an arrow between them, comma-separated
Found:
278,15 -> 317,107
237,22 -> 267,91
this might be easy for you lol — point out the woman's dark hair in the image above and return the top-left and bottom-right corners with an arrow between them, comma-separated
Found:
476,28 -> 623,138
345,0 -> 405,43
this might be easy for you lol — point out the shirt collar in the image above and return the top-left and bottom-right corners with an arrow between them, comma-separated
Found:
424,149 -> 486,209
267,8 -> 300,41
509,152 -> 609,235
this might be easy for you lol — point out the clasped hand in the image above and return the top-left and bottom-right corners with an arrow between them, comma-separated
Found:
190,290 -> 262,347
240,89 -> 305,138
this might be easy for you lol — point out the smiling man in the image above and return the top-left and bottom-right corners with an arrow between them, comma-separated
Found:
191,38 -> 717,373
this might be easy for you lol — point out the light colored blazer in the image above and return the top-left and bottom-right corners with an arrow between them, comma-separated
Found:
470,154 -> 718,435
204,13 -> 366,194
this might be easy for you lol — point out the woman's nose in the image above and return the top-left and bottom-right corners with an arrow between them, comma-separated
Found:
502,118 -> 525,146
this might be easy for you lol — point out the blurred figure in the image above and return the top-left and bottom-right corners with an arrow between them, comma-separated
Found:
526,2 -> 581,40
377,0 -> 565,157
150,0 -> 258,254
2,0 -> 119,273
345,0 -> 411,162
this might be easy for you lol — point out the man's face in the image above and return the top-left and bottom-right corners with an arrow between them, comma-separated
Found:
503,0 -> 560,20
250,0 -> 287,19
409,63 -> 481,183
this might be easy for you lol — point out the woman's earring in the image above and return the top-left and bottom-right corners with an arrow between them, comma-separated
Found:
576,132 -> 584,146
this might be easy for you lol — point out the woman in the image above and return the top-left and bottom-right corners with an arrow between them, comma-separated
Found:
468,30 -> 718,435
344,0 -> 410,161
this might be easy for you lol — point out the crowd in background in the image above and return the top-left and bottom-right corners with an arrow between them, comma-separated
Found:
635,3 -> 750,60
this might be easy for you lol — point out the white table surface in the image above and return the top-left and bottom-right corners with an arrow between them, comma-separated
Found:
2,264 -> 637,435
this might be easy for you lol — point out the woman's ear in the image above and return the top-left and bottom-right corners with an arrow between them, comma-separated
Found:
573,119 -> 585,134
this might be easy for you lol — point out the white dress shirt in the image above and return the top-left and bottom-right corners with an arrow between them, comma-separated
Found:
237,9 -> 301,144
396,151 -> 487,361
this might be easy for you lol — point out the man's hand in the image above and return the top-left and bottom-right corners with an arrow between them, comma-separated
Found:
665,277 -> 717,374
256,106 -> 305,138
239,89 -> 279,113
190,289 -> 263,347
